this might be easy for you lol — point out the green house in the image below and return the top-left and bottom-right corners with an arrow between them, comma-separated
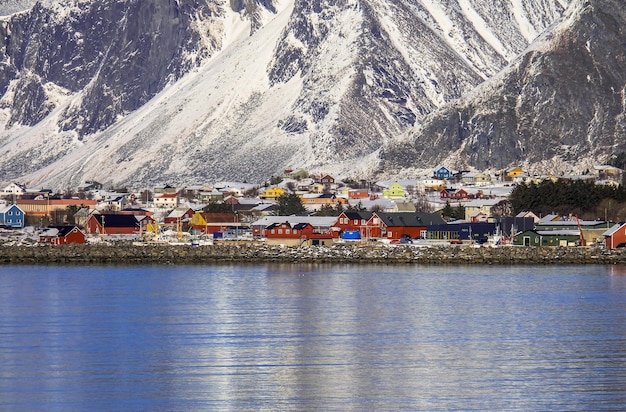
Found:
382,182 -> 407,199
513,230 -> 582,247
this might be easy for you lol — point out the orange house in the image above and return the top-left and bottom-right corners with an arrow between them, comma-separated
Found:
348,189 -> 369,200
301,193 -> 347,206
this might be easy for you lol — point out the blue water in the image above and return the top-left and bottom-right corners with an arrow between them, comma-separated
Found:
1,263 -> 625,411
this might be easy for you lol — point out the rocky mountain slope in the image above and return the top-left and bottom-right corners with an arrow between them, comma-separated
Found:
0,0 -> 590,189
381,0 -> 626,176
0,1 -> 36,16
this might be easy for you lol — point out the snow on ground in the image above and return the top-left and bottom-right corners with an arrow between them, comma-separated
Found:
19,0 -> 299,188
457,0 -> 511,60
510,0 -> 539,43
1,0 -> 572,189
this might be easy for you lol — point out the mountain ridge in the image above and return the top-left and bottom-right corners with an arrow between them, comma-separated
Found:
380,0 -> 626,177
1,0 -> 614,190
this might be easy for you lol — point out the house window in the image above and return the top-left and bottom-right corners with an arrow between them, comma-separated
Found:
278,229 -> 283,234
271,229 -> 275,234
294,230 -> 298,235
286,229 -> 291,234
387,231 -> 392,238
373,218 -> 379,224
353,220 -> 358,225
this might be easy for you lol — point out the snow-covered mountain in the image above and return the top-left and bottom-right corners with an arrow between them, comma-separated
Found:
381,0 -> 626,176
0,1 -> 36,16
1,0 -> 612,189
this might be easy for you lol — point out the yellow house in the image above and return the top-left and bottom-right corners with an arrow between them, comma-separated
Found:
461,172 -> 492,185
260,186 -> 286,200
309,183 -> 325,194
505,167 -> 526,178
189,212 -> 207,227
382,182 -> 406,199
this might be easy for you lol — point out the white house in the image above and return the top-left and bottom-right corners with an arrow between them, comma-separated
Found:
154,192 -> 179,209
1,183 -> 26,198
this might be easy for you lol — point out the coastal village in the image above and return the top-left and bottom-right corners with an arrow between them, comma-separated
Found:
2,164 -> 626,251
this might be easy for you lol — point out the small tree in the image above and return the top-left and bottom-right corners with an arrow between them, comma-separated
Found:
346,201 -> 366,212
244,187 -> 259,197
414,193 -> 432,212
274,193 -> 307,216
50,210 -> 66,226
441,201 -> 465,220
491,199 -> 512,217
203,202 -> 233,213
292,169 -> 309,180
334,202 -> 344,215
269,176 -> 283,186
141,190 -> 153,204
65,205 -> 80,225
314,204 -> 337,216
441,201 -> 454,219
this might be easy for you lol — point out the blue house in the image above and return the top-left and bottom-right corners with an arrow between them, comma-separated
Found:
0,204 -> 25,228
433,165 -> 452,179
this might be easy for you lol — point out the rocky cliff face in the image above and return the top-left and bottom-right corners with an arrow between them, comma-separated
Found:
0,0 -> 596,189
1,0 -> 227,135
381,0 -> 626,175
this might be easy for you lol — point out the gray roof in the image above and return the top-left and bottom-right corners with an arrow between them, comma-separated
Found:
376,212 -> 446,227
251,216 -> 338,228
603,223 -> 625,237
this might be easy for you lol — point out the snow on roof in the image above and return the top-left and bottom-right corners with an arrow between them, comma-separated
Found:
603,222 -> 626,237
535,230 -> 582,237
251,216 -> 337,228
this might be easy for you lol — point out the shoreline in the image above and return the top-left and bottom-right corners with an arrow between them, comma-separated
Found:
2,242 -> 626,265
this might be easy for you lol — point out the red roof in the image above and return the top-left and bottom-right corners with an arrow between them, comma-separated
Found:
156,193 -> 178,199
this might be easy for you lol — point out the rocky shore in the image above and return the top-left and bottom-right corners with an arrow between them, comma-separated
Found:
2,242 -> 626,265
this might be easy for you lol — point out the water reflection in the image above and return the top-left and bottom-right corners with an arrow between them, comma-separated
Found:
0,264 -> 625,410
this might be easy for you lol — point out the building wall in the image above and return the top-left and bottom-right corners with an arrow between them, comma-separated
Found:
16,199 -> 97,216
0,206 -> 25,228
606,225 -> 626,249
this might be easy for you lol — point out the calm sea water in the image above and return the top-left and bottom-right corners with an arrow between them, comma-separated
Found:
0,263 -> 625,411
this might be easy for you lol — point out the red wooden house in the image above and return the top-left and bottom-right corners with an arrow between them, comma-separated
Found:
120,208 -> 154,217
348,189 -> 369,200
603,222 -> 626,249
265,221 -> 334,246
189,212 -> 241,234
440,188 -> 469,200
39,226 -> 86,245
366,212 -> 447,240
320,174 -> 335,185
86,213 -> 144,235
334,211 -> 373,238
164,208 -> 195,225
